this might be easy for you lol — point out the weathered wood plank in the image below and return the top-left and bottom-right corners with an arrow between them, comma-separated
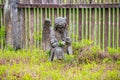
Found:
78,9 -> 82,40
82,8 -> 84,39
30,8 -> 34,48
1,4 -> 120,8
98,8 -> 101,47
104,8 -> 108,49
17,4 -> 120,8
102,8 -> 105,50
117,8 -> 119,48
89,8 -> 92,40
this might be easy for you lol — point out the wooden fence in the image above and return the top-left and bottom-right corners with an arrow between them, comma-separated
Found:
20,7 -> 120,50
0,0 -> 120,50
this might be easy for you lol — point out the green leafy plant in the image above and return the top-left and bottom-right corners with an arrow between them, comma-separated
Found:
0,65 -> 6,77
72,39 -> 93,51
64,54 -> 75,63
108,47 -> 120,54
33,32 -> 42,41
58,40 -> 65,47
22,74 -> 33,80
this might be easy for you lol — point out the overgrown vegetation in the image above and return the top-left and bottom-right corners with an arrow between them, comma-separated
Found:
72,40 -> 120,63
0,40 -> 120,80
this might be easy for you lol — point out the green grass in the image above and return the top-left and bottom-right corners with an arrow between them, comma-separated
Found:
0,40 -> 119,80
0,44 -> 120,80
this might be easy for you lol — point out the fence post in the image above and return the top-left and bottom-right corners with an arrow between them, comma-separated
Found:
4,0 -> 21,50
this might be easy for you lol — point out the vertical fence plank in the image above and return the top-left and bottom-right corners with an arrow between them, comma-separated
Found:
99,8 -> 101,47
103,8 -> 105,50
45,8 -> 47,18
52,8 -> 54,27
34,8 -> 37,48
82,8 -> 84,39
109,0 -> 111,3
47,8 -> 50,19
64,0 -> 66,4
37,8 -> 41,48
73,8 -> 75,41
108,8 -> 111,47
25,8 -> 27,49
117,8 -> 119,49
57,8 -> 59,17
34,8 -> 37,47
86,8 -> 88,40
97,8 -> 99,45
39,8 -> 41,49
99,0 -> 101,3
1,0 -> 2,3
24,8 -> 26,49
40,8 -> 43,49
94,8 -> 97,45
27,8 -> 30,49
76,8 -> 79,41
66,9 -> 69,28
69,8 -> 72,37
37,8 -> 39,48
117,0 -> 119,3
78,9 -> 82,40
22,9 -> 25,49
114,8 -> 117,48
60,8 -> 63,17
112,0 -> 115,3
64,8 -> 66,17
71,8 -> 73,39
89,8 -> 92,40
25,8 -> 28,49
48,8 -> 51,18
112,8 -> 115,48
28,8 -> 31,49
105,8 -> 109,49
64,0 -> 66,17
30,8 -> 34,48
72,0 -> 75,3
104,0 -> 106,3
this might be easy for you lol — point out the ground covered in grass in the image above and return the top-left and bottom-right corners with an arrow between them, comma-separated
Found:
0,48 -> 120,80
